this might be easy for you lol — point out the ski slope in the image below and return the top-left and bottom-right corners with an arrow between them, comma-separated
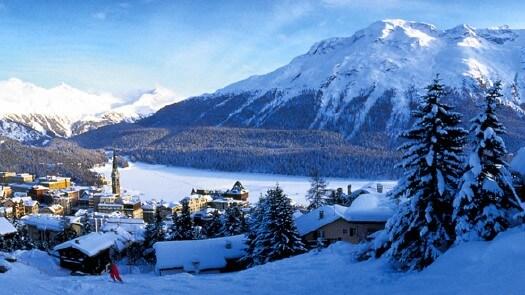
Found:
2,226 -> 524,295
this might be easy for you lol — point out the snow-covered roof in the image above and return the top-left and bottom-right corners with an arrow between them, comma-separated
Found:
183,194 -> 213,202
295,205 -> 348,236
154,235 -> 246,272
22,214 -> 81,231
511,147 -> 525,175
295,192 -> 395,235
54,229 -> 132,257
22,214 -> 66,231
344,192 -> 395,222
101,218 -> 145,240
0,217 -> 17,235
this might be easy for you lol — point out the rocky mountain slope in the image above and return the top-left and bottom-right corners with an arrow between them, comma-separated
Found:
0,78 -> 179,142
141,19 -> 525,150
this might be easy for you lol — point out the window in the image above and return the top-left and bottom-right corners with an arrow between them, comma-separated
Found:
349,228 -> 356,237
343,229 -> 348,234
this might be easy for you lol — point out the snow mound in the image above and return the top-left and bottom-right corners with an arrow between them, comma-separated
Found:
345,192 -> 395,222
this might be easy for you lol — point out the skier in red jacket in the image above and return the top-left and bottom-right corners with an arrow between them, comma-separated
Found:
109,262 -> 123,283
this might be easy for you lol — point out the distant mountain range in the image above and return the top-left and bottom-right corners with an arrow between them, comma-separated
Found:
0,78 -> 180,143
7,19 -> 525,177
139,19 -> 525,150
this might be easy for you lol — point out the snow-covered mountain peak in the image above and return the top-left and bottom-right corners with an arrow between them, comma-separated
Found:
187,20 -> 525,143
112,86 -> 181,120
0,78 -> 180,140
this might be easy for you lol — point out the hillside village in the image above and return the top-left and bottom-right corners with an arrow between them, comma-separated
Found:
0,143 -> 523,276
0,150 -> 404,275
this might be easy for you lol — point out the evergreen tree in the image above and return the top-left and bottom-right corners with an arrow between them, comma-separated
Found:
327,189 -> 347,206
377,77 -> 467,271
14,220 -> 34,250
220,206 -> 247,237
243,196 -> 268,266
306,172 -> 328,210
143,210 -> 165,263
249,185 -> 306,265
170,200 -> 193,240
454,81 -> 524,241
204,210 -> 223,238
126,241 -> 145,269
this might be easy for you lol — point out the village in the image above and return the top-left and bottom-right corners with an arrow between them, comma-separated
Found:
0,152 -> 407,276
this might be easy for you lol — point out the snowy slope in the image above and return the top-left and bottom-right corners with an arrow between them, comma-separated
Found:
142,19 -> 525,148
2,226 -> 524,295
0,78 -> 179,140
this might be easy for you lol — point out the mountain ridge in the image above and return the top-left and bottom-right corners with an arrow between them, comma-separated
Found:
0,78 -> 180,141
140,19 -> 525,148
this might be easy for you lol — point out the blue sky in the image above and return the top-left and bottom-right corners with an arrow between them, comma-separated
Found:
0,0 -> 524,98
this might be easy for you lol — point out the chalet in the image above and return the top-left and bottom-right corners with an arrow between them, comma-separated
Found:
295,188 -> 394,247
154,235 -> 247,275
0,217 -> 17,237
223,181 -> 249,201
54,229 -> 132,274
22,214 -> 82,247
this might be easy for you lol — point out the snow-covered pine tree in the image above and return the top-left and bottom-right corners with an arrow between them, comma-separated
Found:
379,77 -> 467,271
172,200 -> 194,240
243,195 -> 268,266
454,81 -> 524,241
306,172 -> 328,210
259,185 -> 306,263
220,206 -> 246,237
143,210 -> 165,262
204,210 -> 223,238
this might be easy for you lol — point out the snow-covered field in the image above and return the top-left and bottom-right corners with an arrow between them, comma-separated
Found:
92,161 -> 396,205
2,226 -> 524,295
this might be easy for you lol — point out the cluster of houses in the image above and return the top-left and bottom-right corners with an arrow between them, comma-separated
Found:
0,149 -> 522,277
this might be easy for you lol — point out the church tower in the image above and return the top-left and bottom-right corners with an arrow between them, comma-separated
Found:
111,151 -> 121,196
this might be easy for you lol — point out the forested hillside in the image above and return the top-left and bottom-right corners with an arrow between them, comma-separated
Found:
72,124 -> 400,178
0,137 -> 107,185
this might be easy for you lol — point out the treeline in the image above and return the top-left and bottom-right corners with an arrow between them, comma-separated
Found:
0,137 -> 107,185
72,125 -> 401,178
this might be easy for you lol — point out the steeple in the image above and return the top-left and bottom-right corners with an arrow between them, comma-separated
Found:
111,150 -> 120,196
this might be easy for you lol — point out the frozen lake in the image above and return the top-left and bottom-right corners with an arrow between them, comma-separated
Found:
93,161 -> 397,205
